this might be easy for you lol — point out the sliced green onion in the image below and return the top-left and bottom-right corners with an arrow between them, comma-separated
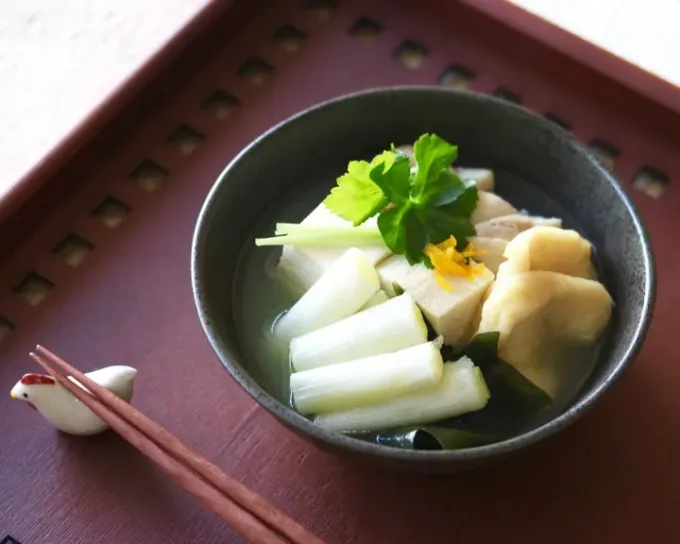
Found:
275,223 -> 310,235
314,358 -> 490,433
256,227 -> 384,247
275,223 -> 380,236
290,340 -> 444,415
274,248 -> 380,341
274,205 -> 392,294
290,293 -> 428,372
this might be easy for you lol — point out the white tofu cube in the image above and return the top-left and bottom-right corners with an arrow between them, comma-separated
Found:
377,254 -> 495,346
375,255 -> 414,296
397,264 -> 495,346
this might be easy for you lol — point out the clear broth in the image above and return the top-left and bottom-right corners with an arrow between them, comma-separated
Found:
234,177 -> 604,444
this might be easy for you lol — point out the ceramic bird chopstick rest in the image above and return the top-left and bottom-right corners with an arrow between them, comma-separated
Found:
10,365 -> 137,435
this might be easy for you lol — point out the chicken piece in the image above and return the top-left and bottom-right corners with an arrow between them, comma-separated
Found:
471,191 -> 518,224
397,264 -> 495,346
497,226 -> 596,281
456,168 -> 495,192
478,271 -> 612,397
475,214 -> 562,241
277,204 -> 392,294
469,237 -> 508,275
528,215 -> 563,227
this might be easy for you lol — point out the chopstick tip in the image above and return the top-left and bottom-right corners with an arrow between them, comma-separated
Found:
29,352 -> 44,366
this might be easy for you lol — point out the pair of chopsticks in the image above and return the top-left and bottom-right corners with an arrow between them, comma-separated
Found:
30,346 -> 326,544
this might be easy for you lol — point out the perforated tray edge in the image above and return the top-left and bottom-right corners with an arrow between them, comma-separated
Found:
1,0 -> 678,541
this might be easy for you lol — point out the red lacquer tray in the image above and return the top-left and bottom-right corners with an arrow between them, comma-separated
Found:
1,1 -> 678,542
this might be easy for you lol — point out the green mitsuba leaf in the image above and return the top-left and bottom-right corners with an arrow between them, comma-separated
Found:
377,204 -> 428,264
324,134 -> 478,265
369,153 -> 411,204
411,134 -> 458,200
323,160 -> 388,226
437,177 -> 478,216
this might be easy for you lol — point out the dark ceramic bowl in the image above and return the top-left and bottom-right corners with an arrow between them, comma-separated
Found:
191,87 -> 655,472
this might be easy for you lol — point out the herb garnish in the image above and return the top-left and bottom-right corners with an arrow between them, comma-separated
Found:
323,133 -> 478,266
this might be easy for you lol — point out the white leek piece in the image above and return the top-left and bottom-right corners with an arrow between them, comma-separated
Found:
314,358 -> 490,432
274,247 -> 380,341
290,341 -> 443,415
359,290 -> 389,311
275,203 -> 391,294
290,293 -> 428,371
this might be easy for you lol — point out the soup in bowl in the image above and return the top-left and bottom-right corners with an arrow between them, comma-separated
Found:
191,87 -> 654,472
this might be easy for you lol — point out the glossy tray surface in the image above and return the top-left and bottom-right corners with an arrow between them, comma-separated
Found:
1,0 -> 678,542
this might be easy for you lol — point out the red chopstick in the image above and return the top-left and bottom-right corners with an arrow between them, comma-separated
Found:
30,346 -> 326,544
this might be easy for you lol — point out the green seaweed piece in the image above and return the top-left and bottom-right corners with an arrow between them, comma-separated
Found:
464,332 -> 552,413
376,425 -> 495,450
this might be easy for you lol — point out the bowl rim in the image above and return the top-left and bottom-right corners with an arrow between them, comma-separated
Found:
191,85 -> 656,463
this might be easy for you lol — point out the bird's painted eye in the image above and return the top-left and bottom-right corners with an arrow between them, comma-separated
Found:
22,393 -> 28,398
